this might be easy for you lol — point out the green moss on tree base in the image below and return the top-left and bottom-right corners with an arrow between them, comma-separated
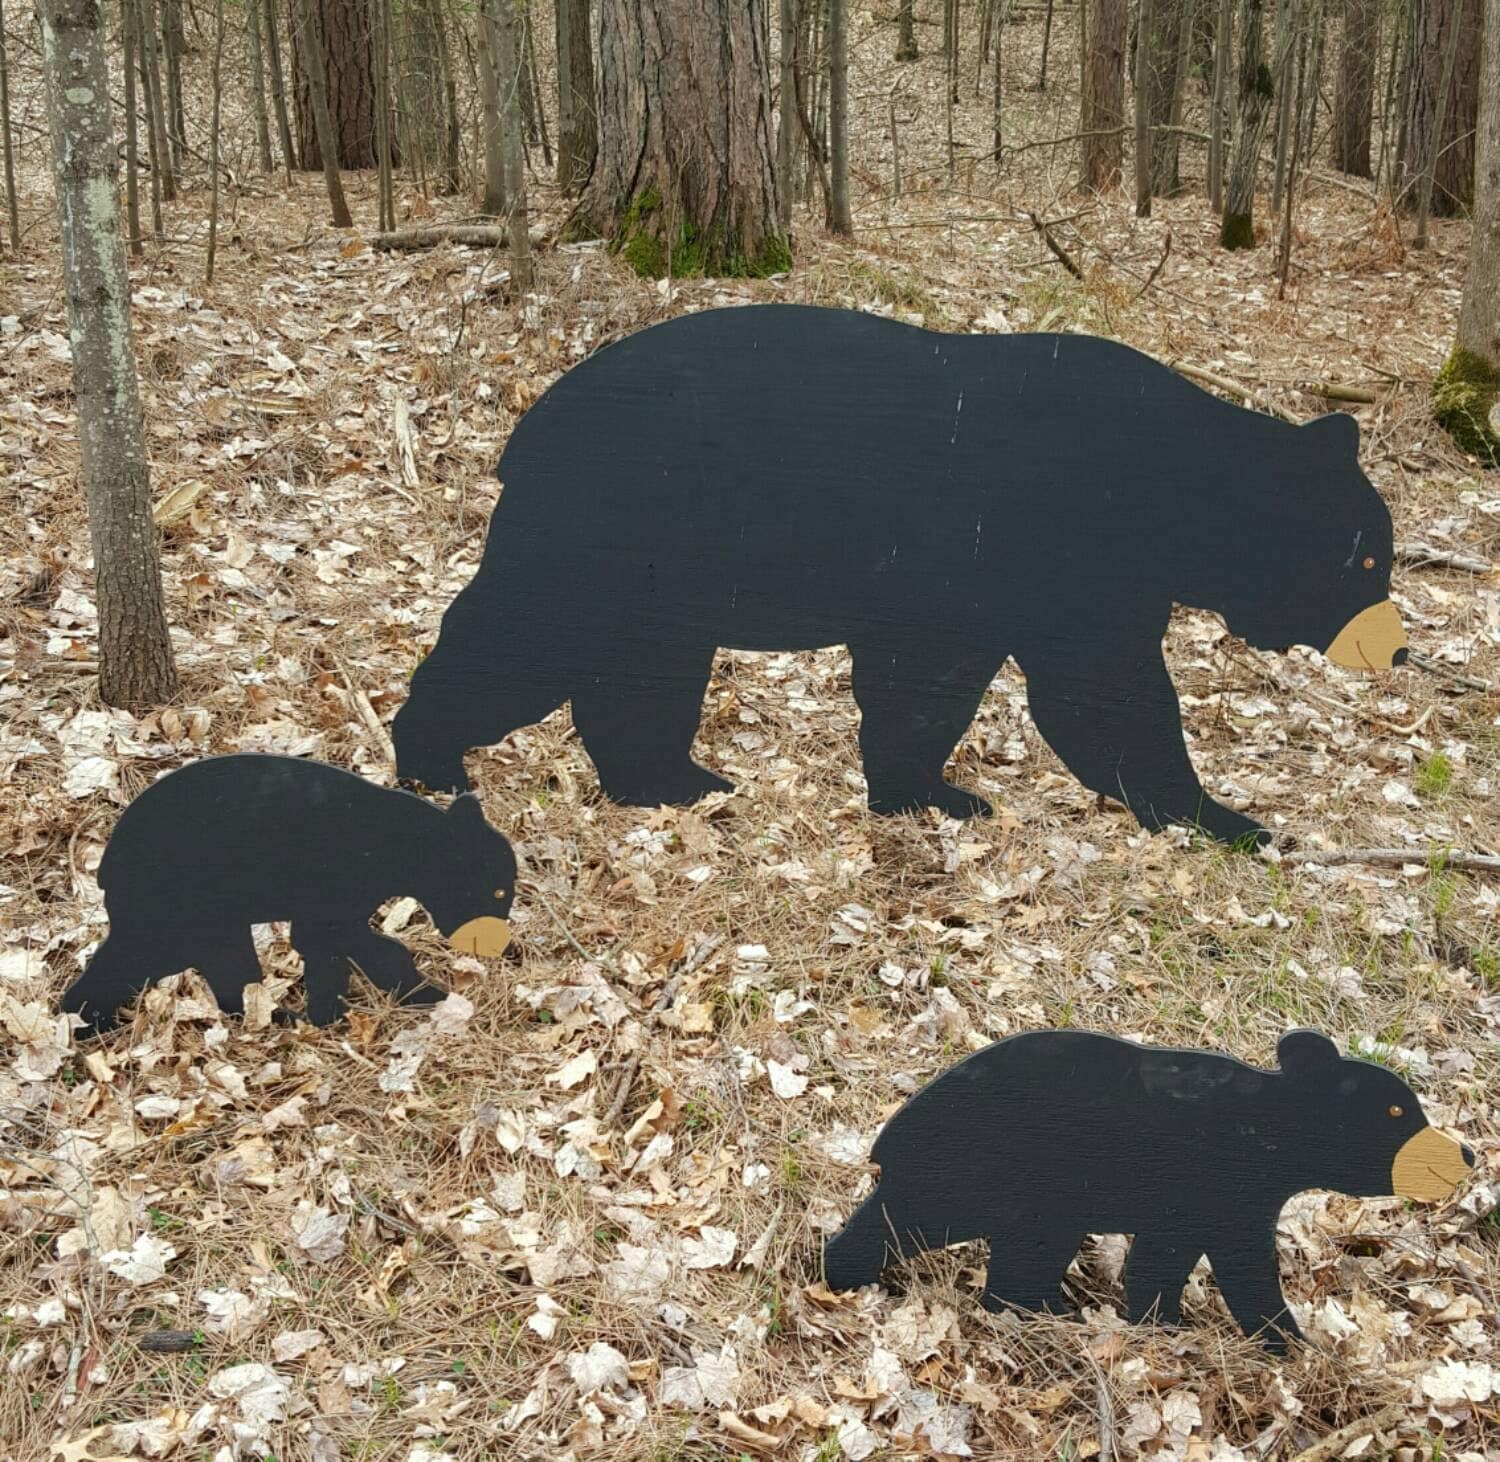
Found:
1433,347 -> 1500,465
1221,211 -> 1255,250
612,185 -> 790,280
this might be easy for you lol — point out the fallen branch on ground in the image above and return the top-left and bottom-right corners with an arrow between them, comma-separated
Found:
1285,847 -> 1500,874
1286,1404 -> 1409,1462
1406,650 -> 1491,692
1174,363 -> 1300,422
369,224 -> 518,251
1395,542 -> 1493,573
1027,210 -> 1083,278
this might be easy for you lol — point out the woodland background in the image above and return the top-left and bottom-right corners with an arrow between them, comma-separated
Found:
2,0 -> 1500,1459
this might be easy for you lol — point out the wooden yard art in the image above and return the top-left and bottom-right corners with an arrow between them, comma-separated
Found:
823,1029 -> 1473,1351
61,754 -> 516,1034
393,304 -> 1407,846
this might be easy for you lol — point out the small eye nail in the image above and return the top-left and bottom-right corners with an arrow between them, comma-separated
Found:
494,888 -> 507,899
1389,1104 -> 1403,1117
1363,556 -> 1375,569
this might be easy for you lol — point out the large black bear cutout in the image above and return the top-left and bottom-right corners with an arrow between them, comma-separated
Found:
823,1030 -> 1473,1350
394,305 -> 1407,845
61,755 -> 516,1034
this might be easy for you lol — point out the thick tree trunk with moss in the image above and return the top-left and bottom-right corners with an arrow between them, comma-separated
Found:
1436,0 -> 1500,463
1221,0 -> 1273,248
37,0 -> 177,708
583,0 -> 788,277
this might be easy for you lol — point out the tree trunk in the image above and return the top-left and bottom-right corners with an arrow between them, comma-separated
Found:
584,0 -> 788,277
206,0 -> 225,281
489,0 -> 532,290
1271,0 -> 1300,217
373,0 -> 393,231
162,0 -> 186,173
896,0 -> 916,60
777,0 -> 794,222
0,0 -> 15,252
1436,0 -> 1499,462
1082,0 -> 1126,188
263,0 -> 296,181
1332,0 -> 1375,175
1403,0 -> 1483,217
294,0 -> 379,168
477,0 -> 506,213
434,0 -> 461,192
248,0 -> 275,171
1414,0 -> 1463,247
123,0 -> 142,252
37,0 -> 177,708
139,0 -> 176,202
1145,0 -> 1188,195
1221,0 -> 1273,248
990,0 -> 1002,163
1209,0 -> 1232,207
556,0 -> 596,191
295,0 -> 354,223
829,0 -> 851,229
1036,0 -> 1055,87
1135,0 -> 1155,214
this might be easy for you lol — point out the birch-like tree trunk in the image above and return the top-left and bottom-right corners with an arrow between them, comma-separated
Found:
37,0 -> 177,708
1082,0 -> 1125,189
829,0 -> 851,230
1435,0 -> 1499,462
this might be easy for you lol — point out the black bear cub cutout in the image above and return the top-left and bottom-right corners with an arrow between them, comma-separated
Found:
393,304 -> 1406,846
61,755 -> 516,1034
823,1030 -> 1473,1350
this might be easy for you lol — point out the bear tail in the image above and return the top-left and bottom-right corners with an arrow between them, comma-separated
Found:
823,1193 -> 898,1293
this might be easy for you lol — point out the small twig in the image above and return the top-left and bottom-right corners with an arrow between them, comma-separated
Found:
1132,229 -> 1172,301
1286,1403 -> 1407,1462
1305,380 -> 1380,404
1087,1355 -> 1115,1462
1395,541 -> 1493,574
601,1054 -> 641,1130
529,884 -> 621,976
1285,847 -> 1500,875
1406,650 -> 1490,692
1026,209 -> 1083,279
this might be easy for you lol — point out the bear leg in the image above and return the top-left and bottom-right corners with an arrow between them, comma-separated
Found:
290,923 -> 357,1027
345,927 -> 439,1007
60,930 -> 172,1036
572,645 -> 733,806
980,1225 -> 1082,1314
1123,1232 -> 1202,1326
850,644 -> 998,819
1207,1234 -> 1302,1351
1021,645 -> 1270,847
196,926 -> 264,1019
824,1192 -> 914,1291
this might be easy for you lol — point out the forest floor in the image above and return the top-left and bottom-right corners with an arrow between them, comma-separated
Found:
2,7 -> 1499,1461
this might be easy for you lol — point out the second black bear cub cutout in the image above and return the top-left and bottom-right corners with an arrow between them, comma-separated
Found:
395,304 -> 1406,846
62,754 -> 516,1033
823,1029 -> 1473,1350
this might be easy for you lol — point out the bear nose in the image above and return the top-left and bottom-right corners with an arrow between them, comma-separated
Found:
1461,1143 -> 1475,1168
1392,647 -> 1409,667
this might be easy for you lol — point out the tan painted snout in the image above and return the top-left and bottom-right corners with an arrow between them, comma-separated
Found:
1325,599 -> 1408,671
1391,1126 -> 1472,1203
448,916 -> 512,958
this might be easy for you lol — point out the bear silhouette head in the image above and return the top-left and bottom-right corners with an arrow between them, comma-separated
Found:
1276,1031 -> 1473,1203
419,794 -> 518,959
1214,414 -> 1408,673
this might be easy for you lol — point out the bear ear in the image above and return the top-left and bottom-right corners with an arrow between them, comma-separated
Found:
1277,1029 -> 1341,1077
1302,411 -> 1360,457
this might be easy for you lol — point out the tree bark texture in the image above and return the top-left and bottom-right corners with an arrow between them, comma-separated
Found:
1222,0 -> 1273,247
1145,0 -> 1188,195
896,0 -> 917,60
1209,0 -> 1232,207
1403,0 -> 1483,216
1436,0 -> 1500,461
248,0 -> 275,171
36,0 -> 177,708
829,0 -> 851,229
293,0 -> 380,169
478,0 -> 506,213
556,0 -> 596,191
1135,0 -> 1155,214
1332,0 -> 1375,176
1082,0 -> 1126,189
294,0 -> 354,222
584,0 -> 788,277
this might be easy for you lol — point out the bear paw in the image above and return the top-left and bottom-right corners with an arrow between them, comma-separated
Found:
601,763 -> 735,808
869,781 -> 992,821
1190,802 -> 1271,851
